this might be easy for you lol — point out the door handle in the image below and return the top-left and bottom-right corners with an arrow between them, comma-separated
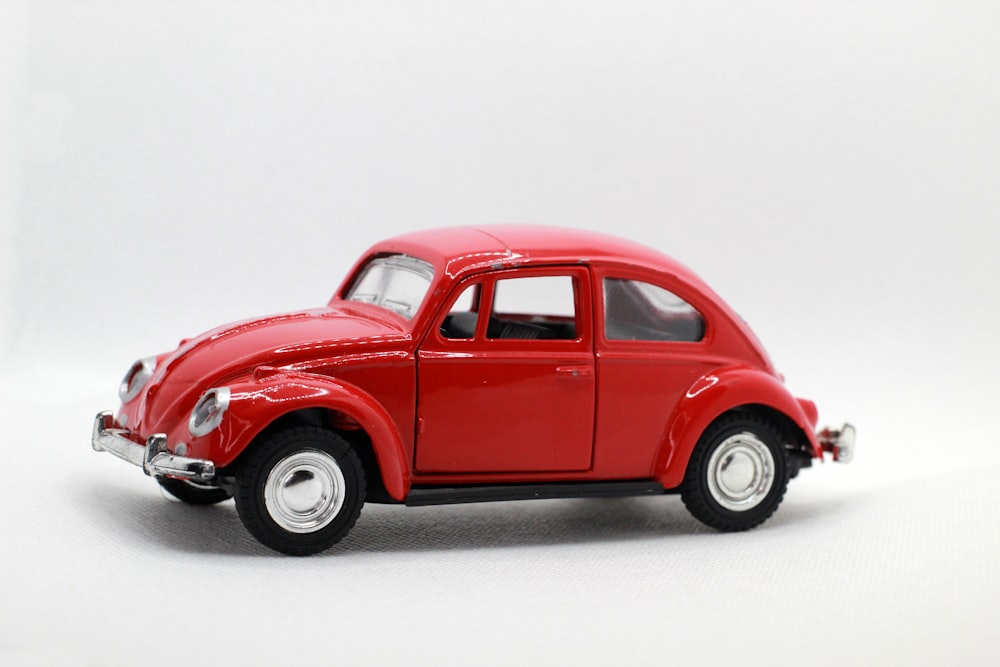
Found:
555,365 -> 594,378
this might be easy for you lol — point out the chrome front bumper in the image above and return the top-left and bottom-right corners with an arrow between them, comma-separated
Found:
819,423 -> 856,463
91,411 -> 216,482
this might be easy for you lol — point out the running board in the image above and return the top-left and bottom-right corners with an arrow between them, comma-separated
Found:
404,480 -> 666,507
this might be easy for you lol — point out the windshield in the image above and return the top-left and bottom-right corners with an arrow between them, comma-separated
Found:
344,254 -> 435,319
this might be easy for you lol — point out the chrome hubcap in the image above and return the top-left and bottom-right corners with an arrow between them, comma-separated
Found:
707,432 -> 774,512
264,450 -> 346,533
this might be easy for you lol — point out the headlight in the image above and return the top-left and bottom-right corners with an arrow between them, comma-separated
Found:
119,357 -> 157,403
188,387 -> 231,437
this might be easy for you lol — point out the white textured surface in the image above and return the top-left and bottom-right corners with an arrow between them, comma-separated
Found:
2,363 -> 999,666
3,1 -> 1000,665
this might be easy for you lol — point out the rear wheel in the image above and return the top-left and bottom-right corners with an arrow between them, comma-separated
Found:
158,478 -> 232,505
235,426 -> 365,556
681,415 -> 788,531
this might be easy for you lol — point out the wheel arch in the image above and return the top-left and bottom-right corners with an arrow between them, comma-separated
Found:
216,371 -> 410,501
654,367 -> 821,489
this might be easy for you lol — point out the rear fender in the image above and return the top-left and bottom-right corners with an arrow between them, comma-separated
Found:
655,366 -> 821,489
215,369 -> 410,500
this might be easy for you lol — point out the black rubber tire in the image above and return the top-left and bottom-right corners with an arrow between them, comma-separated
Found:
158,478 -> 232,505
235,426 -> 365,556
680,414 -> 789,532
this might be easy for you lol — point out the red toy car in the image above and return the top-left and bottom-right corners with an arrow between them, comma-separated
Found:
93,225 -> 854,555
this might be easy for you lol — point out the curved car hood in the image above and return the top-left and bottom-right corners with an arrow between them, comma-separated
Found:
139,306 -> 410,429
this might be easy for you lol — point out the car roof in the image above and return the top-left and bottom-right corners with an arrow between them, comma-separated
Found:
348,224 -> 774,373
371,224 -> 700,282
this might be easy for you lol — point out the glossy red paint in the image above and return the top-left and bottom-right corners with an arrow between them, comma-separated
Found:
655,366 -> 822,489
416,265 -> 596,474
100,224 -> 848,554
221,369 -> 411,499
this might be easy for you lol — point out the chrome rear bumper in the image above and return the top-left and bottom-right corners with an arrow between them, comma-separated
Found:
91,411 -> 216,482
818,423 -> 856,463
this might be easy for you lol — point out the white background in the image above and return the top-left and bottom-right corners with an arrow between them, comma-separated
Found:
2,1 -> 999,665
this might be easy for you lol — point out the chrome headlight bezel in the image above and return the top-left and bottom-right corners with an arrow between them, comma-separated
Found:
188,387 -> 231,438
119,357 -> 157,403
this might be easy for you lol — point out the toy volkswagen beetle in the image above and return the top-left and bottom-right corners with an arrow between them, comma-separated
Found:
92,225 -> 854,555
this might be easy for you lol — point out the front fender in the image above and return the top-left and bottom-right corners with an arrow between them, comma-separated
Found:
213,369 -> 410,501
655,366 -> 821,489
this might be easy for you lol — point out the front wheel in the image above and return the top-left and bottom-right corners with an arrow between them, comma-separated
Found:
235,427 -> 366,556
680,415 -> 788,532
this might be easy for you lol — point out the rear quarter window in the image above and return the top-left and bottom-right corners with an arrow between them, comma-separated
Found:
603,278 -> 705,342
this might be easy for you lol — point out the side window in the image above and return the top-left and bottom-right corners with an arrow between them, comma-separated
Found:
603,278 -> 705,342
439,283 -> 481,339
489,275 -> 578,340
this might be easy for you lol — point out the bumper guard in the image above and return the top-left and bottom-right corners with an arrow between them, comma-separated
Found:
818,423 -> 856,463
91,411 -> 216,482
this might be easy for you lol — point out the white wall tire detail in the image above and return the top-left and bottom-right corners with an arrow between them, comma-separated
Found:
263,450 -> 347,534
705,432 -> 775,512
681,415 -> 788,531
236,426 -> 365,556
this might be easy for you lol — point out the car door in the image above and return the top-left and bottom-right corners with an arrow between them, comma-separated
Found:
415,267 -> 595,473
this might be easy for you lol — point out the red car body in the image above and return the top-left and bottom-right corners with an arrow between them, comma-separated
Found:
93,225 -> 852,555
